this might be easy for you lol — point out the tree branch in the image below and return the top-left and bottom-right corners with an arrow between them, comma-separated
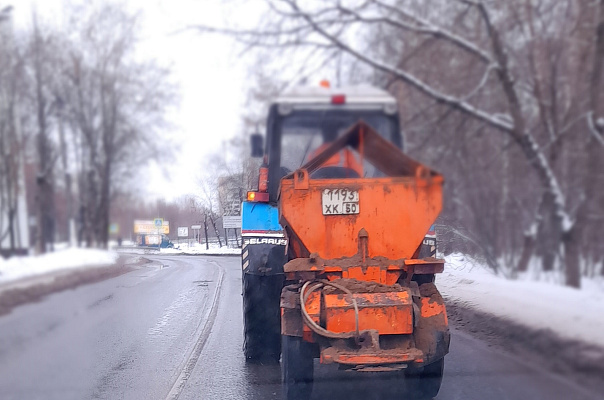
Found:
587,112 -> 604,147
280,0 -> 514,134
369,0 -> 495,65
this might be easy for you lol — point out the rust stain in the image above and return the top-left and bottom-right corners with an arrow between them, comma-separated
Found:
420,297 -> 445,318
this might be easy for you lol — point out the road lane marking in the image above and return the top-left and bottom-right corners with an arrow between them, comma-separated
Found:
164,260 -> 225,400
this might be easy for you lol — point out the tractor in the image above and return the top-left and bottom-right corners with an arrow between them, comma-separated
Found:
241,84 -> 449,400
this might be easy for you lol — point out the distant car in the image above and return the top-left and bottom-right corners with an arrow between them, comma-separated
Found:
136,234 -> 174,248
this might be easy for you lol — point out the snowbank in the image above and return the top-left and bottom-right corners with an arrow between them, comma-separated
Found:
0,248 -> 119,284
161,242 -> 241,256
440,253 -> 604,349
116,242 -> 241,256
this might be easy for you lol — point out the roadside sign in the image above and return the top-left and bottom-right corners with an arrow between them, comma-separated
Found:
154,218 -> 164,227
177,227 -> 189,237
222,215 -> 242,229
134,220 -> 169,234
191,225 -> 202,230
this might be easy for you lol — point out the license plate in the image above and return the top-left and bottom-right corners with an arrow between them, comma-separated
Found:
322,188 -> 359,215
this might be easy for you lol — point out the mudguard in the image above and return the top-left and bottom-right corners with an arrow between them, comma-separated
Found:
241,201 -> 287,276
413,282 -> 450,366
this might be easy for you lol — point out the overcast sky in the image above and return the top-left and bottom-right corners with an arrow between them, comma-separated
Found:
12,0 -> 262,201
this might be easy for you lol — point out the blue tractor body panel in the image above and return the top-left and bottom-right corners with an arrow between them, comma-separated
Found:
241,201 -> 282,233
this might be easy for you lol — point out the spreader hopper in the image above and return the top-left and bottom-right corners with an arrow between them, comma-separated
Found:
279,121 -> 443,262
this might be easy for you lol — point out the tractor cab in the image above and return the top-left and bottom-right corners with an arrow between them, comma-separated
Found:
249,84 -> 403,203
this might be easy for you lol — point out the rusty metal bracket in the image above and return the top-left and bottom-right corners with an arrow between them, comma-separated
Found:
358,228 -> 369,270
293,168 -> 309,190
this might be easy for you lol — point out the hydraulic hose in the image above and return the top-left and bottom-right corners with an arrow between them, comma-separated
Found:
299,279 -> 361,340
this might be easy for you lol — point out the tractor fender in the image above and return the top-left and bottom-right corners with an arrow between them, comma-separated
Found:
413,283 -> 450,365
242,238 -> 287,276
241,201 -> 287,276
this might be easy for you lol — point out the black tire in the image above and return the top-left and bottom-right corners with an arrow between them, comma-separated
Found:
282,335 -> 314,400
242,272 -> 282,362
405,358 -> 445,399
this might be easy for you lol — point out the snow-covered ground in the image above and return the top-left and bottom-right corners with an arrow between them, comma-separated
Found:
0,248 -> 119,284
171,242 -> 240,255
441,253 -> 604,349
148,242 -> 241,255
115,242 -> 241,256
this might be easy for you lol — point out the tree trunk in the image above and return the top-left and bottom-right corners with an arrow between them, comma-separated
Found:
97,163 -> 111,249
516,191 -> 550,272
34,28 -> 52,254
562,227 -> 581,288
203,214 -> 209,250
7,208 -> 15,251
57,104 -> 76,247
516,232 -> 536,273
210,215 -> 223,247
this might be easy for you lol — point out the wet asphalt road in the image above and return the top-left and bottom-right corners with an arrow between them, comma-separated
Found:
0,256 -> 599,400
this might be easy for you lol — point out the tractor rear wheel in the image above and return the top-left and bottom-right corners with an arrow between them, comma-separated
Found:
282,335 -> 314,400
405,358 -> 444,399
242,272 -> 282,362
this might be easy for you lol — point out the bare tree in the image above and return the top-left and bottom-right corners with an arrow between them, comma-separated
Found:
0,6 -> 29,255
29,15 -> 58,254
57,3 -> 177,248
0,2 -> 178,253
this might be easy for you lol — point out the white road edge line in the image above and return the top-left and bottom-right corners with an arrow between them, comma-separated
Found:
164,260 -> 226,400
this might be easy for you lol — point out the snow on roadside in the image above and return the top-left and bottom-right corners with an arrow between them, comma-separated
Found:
440,253 -> 604,349
160,242 -> 241,255
0,248 -> 119,284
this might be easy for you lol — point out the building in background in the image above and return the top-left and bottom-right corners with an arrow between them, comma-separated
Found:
218,174 -> 244,217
